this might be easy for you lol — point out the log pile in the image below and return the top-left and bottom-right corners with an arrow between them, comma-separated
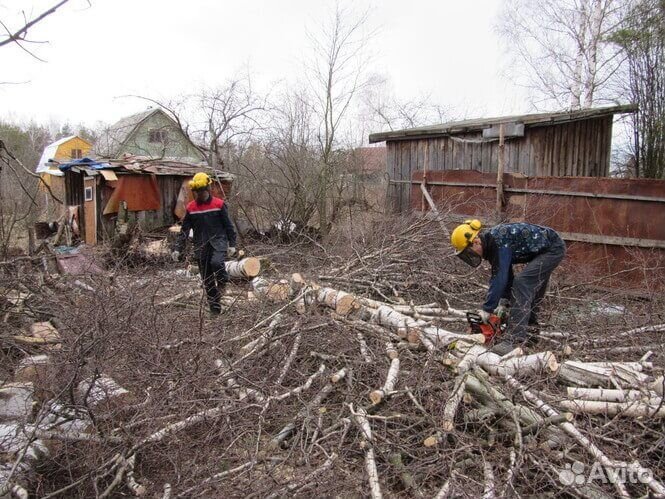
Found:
0,217 -> 664,497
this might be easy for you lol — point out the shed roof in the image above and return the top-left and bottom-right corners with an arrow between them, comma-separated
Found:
58,154 -> 234,180
368,104 -> 637,143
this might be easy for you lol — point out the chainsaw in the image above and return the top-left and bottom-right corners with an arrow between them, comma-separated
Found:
466,311 -> 506,344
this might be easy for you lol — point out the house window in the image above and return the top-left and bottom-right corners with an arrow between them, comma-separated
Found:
149,130 -> 168,143
71,149 -> 83,159
84,186 -> 93,202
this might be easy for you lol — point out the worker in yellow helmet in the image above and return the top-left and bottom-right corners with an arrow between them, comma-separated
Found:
171,172 -> 237,315
451,219 -> 566,355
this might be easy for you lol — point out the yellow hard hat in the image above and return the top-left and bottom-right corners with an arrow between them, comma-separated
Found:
450,219 -> 482,253
189,172 -> 212,190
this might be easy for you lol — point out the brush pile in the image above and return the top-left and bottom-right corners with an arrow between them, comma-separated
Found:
1,217 -> 664,498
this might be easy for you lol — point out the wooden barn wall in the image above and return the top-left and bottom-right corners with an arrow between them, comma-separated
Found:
387,116 -> 613,212
410,169 -> 665,291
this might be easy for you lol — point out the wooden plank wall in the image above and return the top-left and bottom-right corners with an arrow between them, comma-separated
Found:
387,116 -> 613,212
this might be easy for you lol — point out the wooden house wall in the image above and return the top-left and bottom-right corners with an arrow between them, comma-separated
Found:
387,116 -> 613,212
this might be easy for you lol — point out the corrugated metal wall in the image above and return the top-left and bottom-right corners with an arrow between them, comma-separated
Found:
387,116 -> 613,212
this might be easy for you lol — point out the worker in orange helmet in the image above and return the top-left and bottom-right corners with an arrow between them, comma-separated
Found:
171,172 -> 237,315
451,219 -> 566,355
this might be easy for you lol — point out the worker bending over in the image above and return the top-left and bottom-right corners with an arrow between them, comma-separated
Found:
451,220 -> 565,355
172,172 -> 237,315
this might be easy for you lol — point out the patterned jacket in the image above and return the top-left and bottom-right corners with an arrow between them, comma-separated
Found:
175,196 -> 237,254
480,223 -> 561,312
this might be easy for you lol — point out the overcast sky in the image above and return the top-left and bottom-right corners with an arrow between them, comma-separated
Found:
0,0 -> 530,129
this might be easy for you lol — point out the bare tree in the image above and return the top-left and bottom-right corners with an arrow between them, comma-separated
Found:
305,5 -> 376,236
497,0 -> 626,109
362,81 -> 452,132
135,71 -> 267,170
0,0 -> 88,61
611,0 -> 664,178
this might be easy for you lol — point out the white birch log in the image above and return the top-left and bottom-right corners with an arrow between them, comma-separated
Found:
78,375 -> 132,410
352,407 -> 383,499
501,372 -> 665,497
441,373 -> 467,431
372,305 -> 484,347
456,347 -> 558,377
385,342 -> 398,360
251,277 -> 290,301
224,257 -> 261,278
0,383 -> 34,420
357,332 -> 372,363
369,358 -> 400,405
482,461 -> 496,499
566,387 -> 660,403
276,331 -> 302,385
14,355 -> 50,384
238,314 -> 283,357
560,399 -> 665,418
557,360 -> 651,388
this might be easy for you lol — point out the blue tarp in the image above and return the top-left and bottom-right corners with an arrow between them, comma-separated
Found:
58,157 -> 113,172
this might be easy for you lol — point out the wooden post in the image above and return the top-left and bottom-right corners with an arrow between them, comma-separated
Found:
496,124 -> 505,219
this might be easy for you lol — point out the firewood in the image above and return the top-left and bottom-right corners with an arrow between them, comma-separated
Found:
369,358 -> 400,405
225,257 -> 261,278
0,382 -> 34,420
78,375 -> 132,410
560,399 -> 665,417
350,405 -> 383,499
14,355 -> 50,384
566,387 -> 660,403
251,277 -> 290,301
441,373 -> 468,432
500,372 -> 665,497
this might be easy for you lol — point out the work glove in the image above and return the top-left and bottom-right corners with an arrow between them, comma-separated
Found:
478,309 -> 491,324
171,250 -> 180,262
227,247 -> 237,257
494,298 -> 510,320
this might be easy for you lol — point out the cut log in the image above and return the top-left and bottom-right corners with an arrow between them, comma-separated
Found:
78,375 -> 132,410
557,360 -> 651,388
441,373 -> 467,431
0,382 -> 34,420
372,305 -> 484,347
369,358 -> 400,405
225,257 -> 261,278
251,277 -> 290,302
14,355 -> 50,383
13,322 -> 61,350
501,372 -> 665,497
566,387 -> 659,403
352,406 -> 383,499
560,399 -> 665,418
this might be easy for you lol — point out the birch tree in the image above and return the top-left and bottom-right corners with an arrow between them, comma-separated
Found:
498,0 -> 626,109
611,0 -> 664,178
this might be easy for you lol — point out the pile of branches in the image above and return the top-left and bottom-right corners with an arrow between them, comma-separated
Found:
1,216 -> 664,498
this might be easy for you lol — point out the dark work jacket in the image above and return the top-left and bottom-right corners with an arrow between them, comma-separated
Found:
480,223 -> 560,312
175,196 -> 237,254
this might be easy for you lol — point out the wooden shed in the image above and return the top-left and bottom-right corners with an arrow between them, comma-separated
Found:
368,105 -> 636,212
59,157 -> 233,245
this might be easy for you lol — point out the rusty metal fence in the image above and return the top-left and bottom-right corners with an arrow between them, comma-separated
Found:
410,170 -> 665,291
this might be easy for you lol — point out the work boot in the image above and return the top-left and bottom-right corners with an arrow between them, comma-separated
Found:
490,341 -> 517,356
